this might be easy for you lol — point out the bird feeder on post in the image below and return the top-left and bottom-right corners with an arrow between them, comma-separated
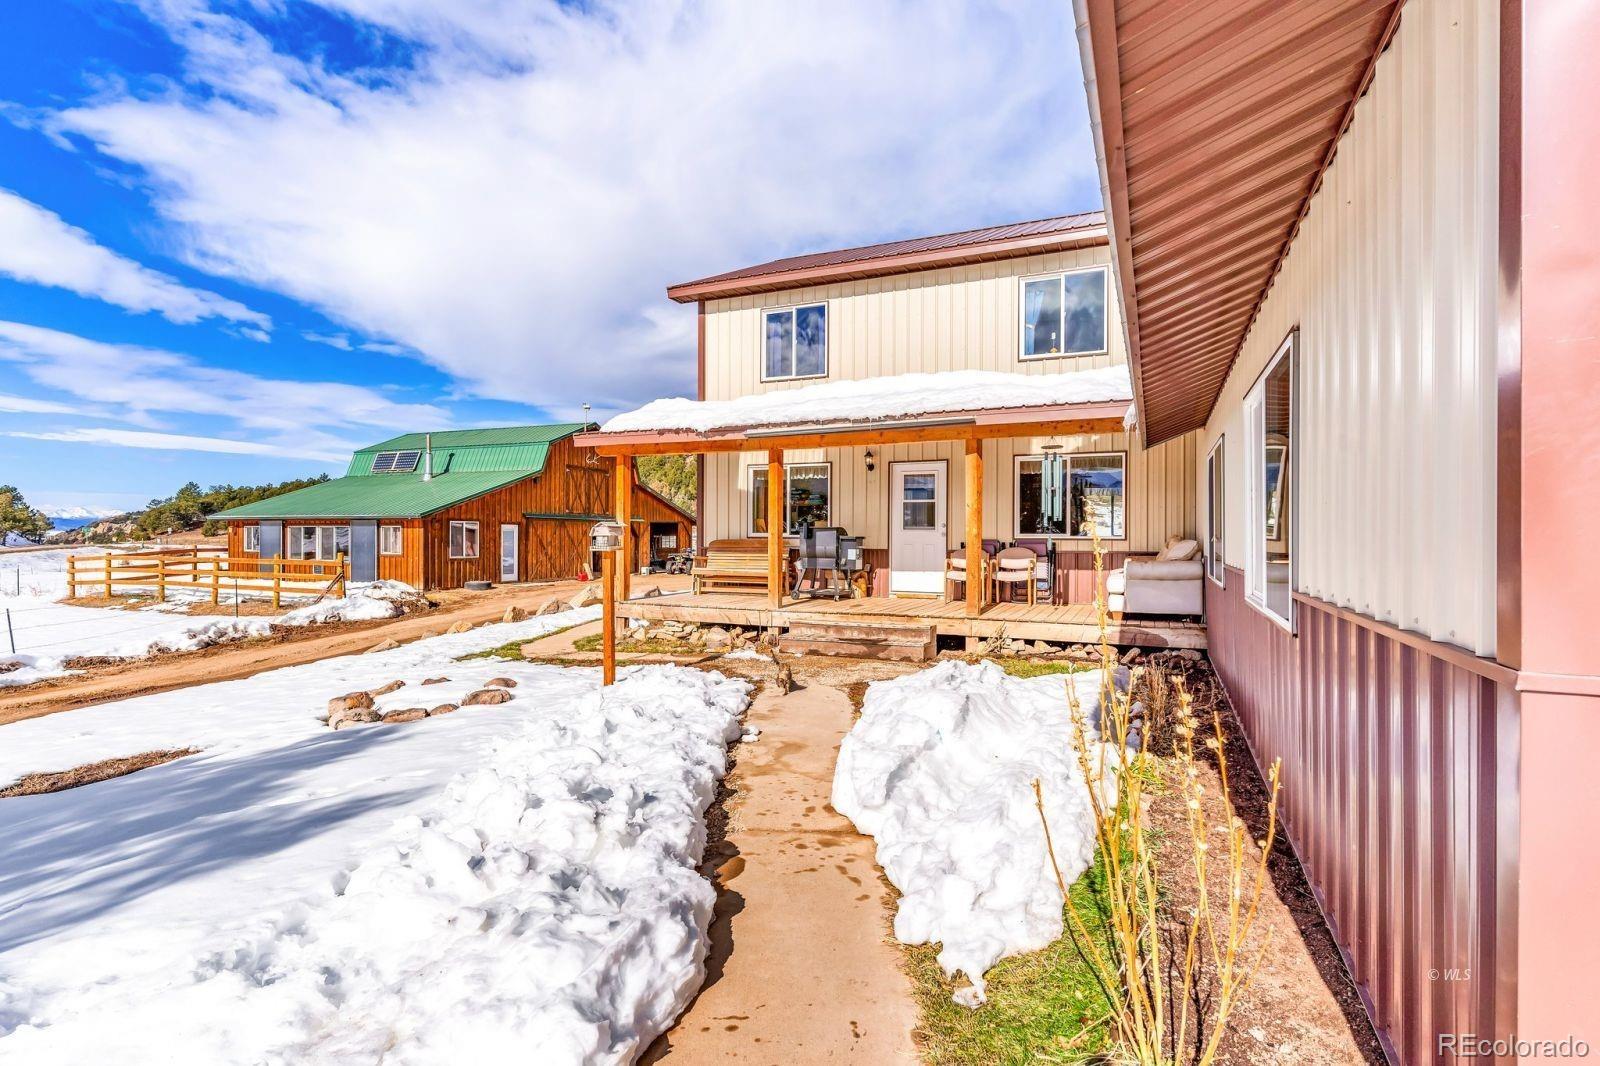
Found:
590,521 -> 625,686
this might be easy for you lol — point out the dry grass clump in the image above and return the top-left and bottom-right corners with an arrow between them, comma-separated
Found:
1038,537 -> 1282,1065
0,748 -> 200,798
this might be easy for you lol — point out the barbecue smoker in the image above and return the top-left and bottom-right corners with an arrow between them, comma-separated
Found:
795,524 -> 866,600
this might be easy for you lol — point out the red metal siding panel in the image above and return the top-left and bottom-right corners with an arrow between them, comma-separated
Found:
1208,566 -> 1517,1064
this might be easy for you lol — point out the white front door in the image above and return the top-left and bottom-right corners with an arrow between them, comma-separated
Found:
889,461 -> 947,595
499,524 -> 519,583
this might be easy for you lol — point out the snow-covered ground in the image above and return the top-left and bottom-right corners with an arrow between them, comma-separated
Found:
0,547 -> 425,687
832,660 -> 1122,1006
0,608 -> 750,1063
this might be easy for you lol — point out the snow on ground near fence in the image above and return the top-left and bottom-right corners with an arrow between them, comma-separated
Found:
0,609 -> 750,1063
832,659 -> 1124,1006
601,365 -> 1133,433
0,564 -> 425,687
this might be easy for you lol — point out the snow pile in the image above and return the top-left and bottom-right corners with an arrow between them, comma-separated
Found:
0,612 -> 751,1063
277,580 -> 429,625
832,660 -> 1124,1005
601,365 -> 1133,434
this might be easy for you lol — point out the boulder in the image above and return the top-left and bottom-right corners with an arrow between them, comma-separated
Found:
331,708 -> 380,729
1120,646 -> 1142,664
1030,641 -> 1054,655
370,679 -> 406,695
484,677 -> 518,689
367,638 -> 401,653
703,626 -> 731,650
420,676 -> 450,686
327,691 -> 375,717
381,708 -> 428,724
535,598 -> 567,616
427,703 -> 459,716
502,606 -> 528,623
445,621 -> 475,635
463,688 -> 514,706
568,584 -> 603,608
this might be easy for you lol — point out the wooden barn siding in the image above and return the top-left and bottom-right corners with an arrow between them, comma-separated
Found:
1208,566 -> 1518,1065
629,488 -> 692,574
227,518 -> 424,586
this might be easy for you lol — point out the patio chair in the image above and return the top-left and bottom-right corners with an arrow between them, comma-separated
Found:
944,552 -> 986,603
990,546 -> 1038,605
1012,538 -> 1055,605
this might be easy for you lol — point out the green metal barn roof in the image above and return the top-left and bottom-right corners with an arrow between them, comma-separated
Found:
213,423 -> 592,520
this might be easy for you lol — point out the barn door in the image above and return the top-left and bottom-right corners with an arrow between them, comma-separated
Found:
350,520 -> 378,583
500,524 -> 519,583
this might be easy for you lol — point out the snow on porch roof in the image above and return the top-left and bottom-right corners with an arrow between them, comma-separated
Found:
598,365 -> 1134,437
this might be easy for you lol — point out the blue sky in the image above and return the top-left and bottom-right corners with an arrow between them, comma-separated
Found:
0,0 -> 1099,517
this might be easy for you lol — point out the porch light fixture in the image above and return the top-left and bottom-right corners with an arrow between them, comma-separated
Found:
864,450 -> 876,473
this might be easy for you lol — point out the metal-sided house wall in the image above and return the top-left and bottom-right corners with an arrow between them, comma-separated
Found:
1191,3 -> 1539,1060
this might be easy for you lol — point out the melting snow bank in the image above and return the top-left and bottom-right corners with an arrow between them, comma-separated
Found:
0,663 -> 750,1063
832,660 -> 1125,1006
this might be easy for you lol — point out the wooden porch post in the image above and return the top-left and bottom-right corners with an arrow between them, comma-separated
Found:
766,448 -> 784,608
964,436 -> 983,617
600,549 -> 616,686
614,455 -> 633,606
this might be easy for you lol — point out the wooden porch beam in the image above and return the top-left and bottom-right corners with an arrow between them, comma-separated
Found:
585,414 -> 1128,457
614,455 -> 633,606
965,437 -> 983,618
766,448 -> 784,608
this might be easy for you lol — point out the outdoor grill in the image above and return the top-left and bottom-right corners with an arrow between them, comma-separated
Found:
795,524 -> 866,599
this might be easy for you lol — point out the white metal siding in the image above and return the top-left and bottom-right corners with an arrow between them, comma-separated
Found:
702,245 -> 1124,401
1200,0 -> 1498,656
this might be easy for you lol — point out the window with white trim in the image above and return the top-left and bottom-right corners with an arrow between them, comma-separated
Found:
1244,333 -> 1294,627
287,525 -> 350,561
1206,438 -> 1225,585
448,520 -> 479,559
1014,452 -> 1125,538
749,463 -> 831,535
243,525 -> 260,553
380,525 -> 403,555
1020,267 -> 1107,358
763,303 -> 827,380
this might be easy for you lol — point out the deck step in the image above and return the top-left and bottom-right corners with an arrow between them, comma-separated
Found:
780,621 -> 936,662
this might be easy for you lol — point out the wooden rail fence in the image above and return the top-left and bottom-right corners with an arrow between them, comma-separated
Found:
67,548 -> 349,608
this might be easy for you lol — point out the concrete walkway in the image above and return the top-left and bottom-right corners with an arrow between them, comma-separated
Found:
646,674 -> 919,1063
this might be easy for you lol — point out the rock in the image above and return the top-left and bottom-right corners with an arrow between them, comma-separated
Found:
568,584 -> 603,608
703,626 -> 730,649
370,680 -> 406,695
417,630 -> 441,639
462,687 -> 514,706
1030,641 -> 1053,655
637,585 -> 663,598
331,708 -> 380,729
502,606 -> 528,623
367,638 -> 401,653
1120,646 -> 1142,664
535,598 -> 566,616
427,703 -> 459,716
420,676 -> 450,686
484,677 -> 518,689
381,708 -> 428,724
445,621 -> 474,635
327,691 -> 375,717
1180,649 -> 1203,662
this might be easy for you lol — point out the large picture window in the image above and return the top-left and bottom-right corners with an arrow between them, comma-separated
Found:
1015,452 -> 1125,538
1207,438 -> 1225,585
1245,333 -> 1294,627
1020,268 -> 1107,358
764,303 -> 827,380
448,521 -> 479,559
287,525 -> 350,561
749,463 -> 831,535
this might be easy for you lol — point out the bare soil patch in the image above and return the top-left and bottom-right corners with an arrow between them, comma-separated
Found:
1,748 -> 199,798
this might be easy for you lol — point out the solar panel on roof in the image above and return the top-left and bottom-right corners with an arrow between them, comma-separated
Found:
371,450 -> 421,473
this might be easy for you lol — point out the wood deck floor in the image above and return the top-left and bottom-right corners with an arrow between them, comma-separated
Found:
619,592 -> 1206,649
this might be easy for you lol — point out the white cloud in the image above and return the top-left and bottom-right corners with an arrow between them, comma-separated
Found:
303,331 -> 353,349
7,428 -> 348,462
0,187 -> 271,330
0,320 -> 446,458
0,392 -> 80,415
51,0 -> 1095,414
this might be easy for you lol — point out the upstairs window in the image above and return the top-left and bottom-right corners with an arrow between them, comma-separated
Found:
750,463 -> 832,535
1015,452 -> 1125,538
764,303 -> 827,380
1244,333 -> 1295,628
1021,267 -> 1107,358
371,450 -> 421,473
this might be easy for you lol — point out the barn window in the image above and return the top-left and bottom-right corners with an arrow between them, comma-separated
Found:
380,525 -> 403,555
243,525 -> 260,553
449,521 -> 479,559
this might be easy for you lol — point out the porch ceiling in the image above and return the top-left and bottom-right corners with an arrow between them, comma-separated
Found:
1075,0 -> 1404,445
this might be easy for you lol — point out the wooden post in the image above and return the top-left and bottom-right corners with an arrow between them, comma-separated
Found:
965,437 -> 983,618
614,456 -> 633,605
210,556 -> 219,605
157,557 -> 166,603
601,550 -> 616,686
67,555 -> 76,599
104,555 -> 112,599
767,448 -> 784,608
272,556 -> 282,609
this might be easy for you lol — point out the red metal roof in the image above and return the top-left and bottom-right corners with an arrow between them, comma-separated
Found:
1078,0 -> 1403,444
666,212 -> 1107,303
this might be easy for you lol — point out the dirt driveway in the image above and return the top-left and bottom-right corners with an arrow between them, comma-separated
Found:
0,575 -> 687,726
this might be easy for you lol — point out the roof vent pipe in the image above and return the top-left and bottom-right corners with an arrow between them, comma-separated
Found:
423,433 -> 433,481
